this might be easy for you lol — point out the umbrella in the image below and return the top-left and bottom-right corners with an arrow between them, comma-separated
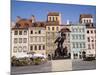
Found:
16,54 -> 29,58
32,54 -> 47,58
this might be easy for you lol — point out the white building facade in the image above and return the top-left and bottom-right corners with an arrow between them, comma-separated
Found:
11,28 -> 29,58
86,25 -> 96,57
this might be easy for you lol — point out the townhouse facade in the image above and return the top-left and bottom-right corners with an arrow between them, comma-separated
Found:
46,12 -> 61,57
79,14 -> 96,58
28,22 -> 46,56
11,18 -> 30,58
70,24 -> 86,59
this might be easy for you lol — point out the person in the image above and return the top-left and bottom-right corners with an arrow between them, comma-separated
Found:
82,51 -> 86,59
48,54 -> 51,60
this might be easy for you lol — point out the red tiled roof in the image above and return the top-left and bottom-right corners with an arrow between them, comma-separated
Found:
32,22 -> 46,27
80,14 -> 93,18
14,19 -> 32,28
48,12 -> 59,16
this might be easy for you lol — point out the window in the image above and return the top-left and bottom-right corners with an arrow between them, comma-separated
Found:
79,35 -> 81,39
35,37 -> 37,42
18,46 -> 22,52
14,31 -> 18,35
48,27 -> 50,30
72,28 -> 74,32
56,27 -> 59,31
19,31 -> 22,35
43,45 -> 45,50
72,35 -> 75,39
83,43 -> 85,48
39,37 -> 41,42
92,39 -> 94,42
34,45 -> 37,50
52,27 -> 54,30
23,38 -> 27,43
91,30 -> 93,34
84,20 -> 85,23
56,17 -> 58,21
82,28 -> 85,32
53,17 -> 55,21
43,37 -> 45,42
87,30 -> 89,34
75,28 -> 77,32
87,20 -> 88,23
30,45 -> 33,51
91,36 -> 94,42
37,37 -> 39,42
49,17 -> 51,21
30,37 -> 33,43
38,30 -> 41,34
88,44 -> 91,49
92,44 -> 94,49
73,43 -> 75,48
88,37 -> 90,42
14,38 -> 18,43
76,35 -> 78,39
89,20 -> 91,23
30,30 -> 33,34
79,28 -> 81,32
19,38 -> 22,43
80,43 -> 82,48
24,30 -> 27,35
39,45 -> 41,50
83,35 -> 85,39
23,46 -> 27,52
13,47 -> 17,53
76,42 -> 78,48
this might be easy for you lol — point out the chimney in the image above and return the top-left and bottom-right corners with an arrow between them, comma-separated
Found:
16,16 -> 21,22
31,15 -> 35,23
11,22 -> 15,28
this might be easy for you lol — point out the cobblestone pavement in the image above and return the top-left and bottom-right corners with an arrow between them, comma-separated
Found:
52,59 -> 72,72
72,59 -> 96,71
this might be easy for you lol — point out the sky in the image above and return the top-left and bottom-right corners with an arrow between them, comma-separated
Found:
11,0 -> 96,24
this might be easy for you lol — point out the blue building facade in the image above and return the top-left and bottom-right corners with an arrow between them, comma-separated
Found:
70,24 -> 87,59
